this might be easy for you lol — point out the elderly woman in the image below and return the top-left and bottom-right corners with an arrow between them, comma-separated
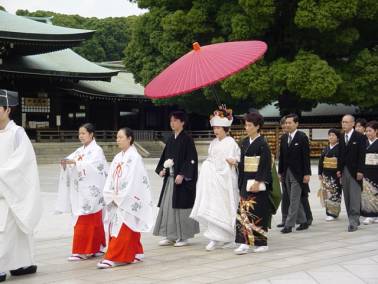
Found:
97,127 -> 153,269
56,123 -> 108,261
190,108 -> 240,251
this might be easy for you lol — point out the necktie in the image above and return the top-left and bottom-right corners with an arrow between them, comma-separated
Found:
345,134 -> 349,145
288,135 -> 292,145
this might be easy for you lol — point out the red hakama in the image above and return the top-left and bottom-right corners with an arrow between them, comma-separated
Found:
104,223 -> 143,263
72,210 -> 105,254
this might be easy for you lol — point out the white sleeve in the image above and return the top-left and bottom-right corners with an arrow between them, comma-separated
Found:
14,128 -> 25,150
233,142 -> 241,162
226,139 -> 241,162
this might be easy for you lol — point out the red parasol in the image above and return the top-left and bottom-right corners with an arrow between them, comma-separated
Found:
144,40 -> 267,99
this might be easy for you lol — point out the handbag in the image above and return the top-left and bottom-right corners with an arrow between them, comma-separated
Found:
246,179 -> 266,192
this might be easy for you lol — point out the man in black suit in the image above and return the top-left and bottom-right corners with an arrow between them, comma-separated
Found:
338,114 -> 365,232
278,114 -> 311,233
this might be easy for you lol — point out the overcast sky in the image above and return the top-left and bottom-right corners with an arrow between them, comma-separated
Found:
0,0 -> 147,18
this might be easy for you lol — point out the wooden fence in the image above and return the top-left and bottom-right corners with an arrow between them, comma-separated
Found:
36,123 -> 337,157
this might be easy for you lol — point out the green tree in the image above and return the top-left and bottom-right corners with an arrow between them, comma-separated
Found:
16,10 -> 135,62
125,0 -> 378,115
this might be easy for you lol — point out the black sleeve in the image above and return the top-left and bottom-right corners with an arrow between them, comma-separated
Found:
255,142 -> 271,182
338,141 -> 344,172
318,148 -> 326,175
238,141 -> 246,188
178,136 -> 198,179
302,133 -> 312,176
155,144 -> 167,175
357,135 -> 366,174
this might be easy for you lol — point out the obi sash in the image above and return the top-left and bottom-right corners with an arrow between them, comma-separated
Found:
323,157 -> 338,169
365,153 -> 378,166
244,156 -> 260,173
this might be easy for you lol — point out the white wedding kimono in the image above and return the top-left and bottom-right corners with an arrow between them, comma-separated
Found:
190,136 -> 240,242
56,140 -> 108,223
0,121 -> 42,271
103,145 -> 153,239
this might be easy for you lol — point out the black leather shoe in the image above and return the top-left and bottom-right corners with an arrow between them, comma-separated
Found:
348,225 -> 358,232
281,227 -> 292,234
9,265 -> 37,276
296,223 -> 309,231
307,219 -> 313,226
276,223 -> 285,228
0,273 -> 6,282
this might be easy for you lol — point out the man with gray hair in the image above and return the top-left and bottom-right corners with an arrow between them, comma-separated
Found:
338,114 -> 366,232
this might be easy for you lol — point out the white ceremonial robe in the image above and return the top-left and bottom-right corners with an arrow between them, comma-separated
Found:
56,140 -> 108,224
190,136 -> 240,242
103,146 -> 153,239
0,121 -> 42,271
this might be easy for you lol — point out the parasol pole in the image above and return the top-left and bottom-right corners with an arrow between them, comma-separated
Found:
192,42 -> 223,108
209,85 -> 222,108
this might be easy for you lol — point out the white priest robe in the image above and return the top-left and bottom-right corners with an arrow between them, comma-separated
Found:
190,136 -> 240,242
103,145 -> 153,239
56,139 -> 108,223
0,121 -> 42,271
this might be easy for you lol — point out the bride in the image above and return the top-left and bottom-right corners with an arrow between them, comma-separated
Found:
190,108 -> 240,251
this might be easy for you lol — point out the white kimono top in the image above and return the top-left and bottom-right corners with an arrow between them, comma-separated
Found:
103,145 -> 153,238
56,139 -> 108,220
0,120 -> 42,234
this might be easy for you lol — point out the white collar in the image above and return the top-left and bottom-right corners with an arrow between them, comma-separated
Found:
345,129 -> 354,138
174,130 -> 183,139
0,120 -> 15,133
289,129 -> 298,139
329,143 -> 338,150
249,134 -> 260,144
369,138 -> 377,145
83,139 -> 95,149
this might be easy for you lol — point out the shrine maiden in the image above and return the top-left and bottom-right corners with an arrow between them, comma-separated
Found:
56,123 -> 108,261
97,127 -> 153,269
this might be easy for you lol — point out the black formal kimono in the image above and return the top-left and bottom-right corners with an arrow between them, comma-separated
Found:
361,139 -> 378,217
153,130 -> 200,241
235,135 -> 272,247
318,144 -> 342,218
156,131 -> 198,209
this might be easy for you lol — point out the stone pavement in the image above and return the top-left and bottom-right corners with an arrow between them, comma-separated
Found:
4,160 -> 378,284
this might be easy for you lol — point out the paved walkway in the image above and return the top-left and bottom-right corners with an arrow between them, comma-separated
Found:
4,160 -> 378,283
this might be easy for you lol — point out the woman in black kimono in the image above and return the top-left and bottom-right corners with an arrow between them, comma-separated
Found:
153,111 -> 200,247
361,120 -> 378,225
318,128 -> 342,221
234,112 -> 272,255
